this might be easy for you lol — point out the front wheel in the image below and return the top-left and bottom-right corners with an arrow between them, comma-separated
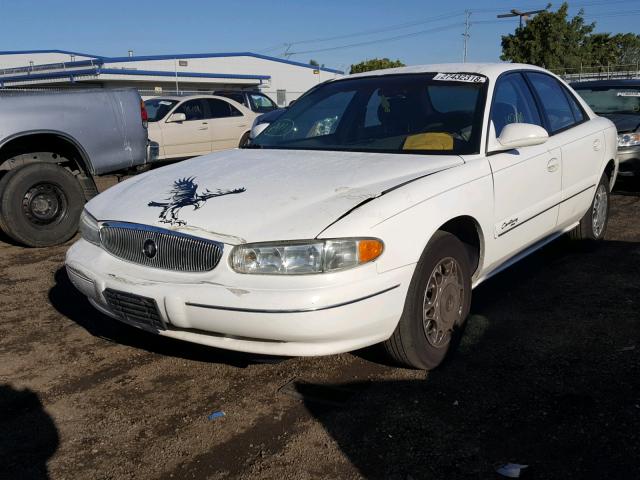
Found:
569,173 -> 610,242
0,163 -> 85,247
238,131 -> 250,148
384,231 -> 472,370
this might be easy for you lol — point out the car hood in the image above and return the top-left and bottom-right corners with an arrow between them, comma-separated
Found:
599,113 -> 640,133
87,149 -> 463,244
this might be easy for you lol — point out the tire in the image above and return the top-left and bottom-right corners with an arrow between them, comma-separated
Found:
238,131 -> 250,148
384,231 -> 472,370
0,163 -> 85,247
569,173 -> 610,242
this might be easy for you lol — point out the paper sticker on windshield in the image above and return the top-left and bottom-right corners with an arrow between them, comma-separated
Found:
159,100 -> 173,105
617,91 -> 640,97
433,73 -> 486,83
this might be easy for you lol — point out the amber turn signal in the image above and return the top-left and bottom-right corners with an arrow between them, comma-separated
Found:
358,239 -> 384,263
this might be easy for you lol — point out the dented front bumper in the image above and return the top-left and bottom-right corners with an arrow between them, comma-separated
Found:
65,239 -> 413,356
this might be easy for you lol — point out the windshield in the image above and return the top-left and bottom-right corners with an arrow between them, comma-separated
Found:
144,99 -> 179,122
249,93 -> 277,113
251,73 -> 487,155
574,87 -> 640,115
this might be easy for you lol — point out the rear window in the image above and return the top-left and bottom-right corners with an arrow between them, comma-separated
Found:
573,86 -> 640,115
144,99 -> 179,122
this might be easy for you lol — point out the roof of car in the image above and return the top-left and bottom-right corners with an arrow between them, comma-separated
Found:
571,79 -> 640,88
345,62 -> 548,80
148,94 -> 236,102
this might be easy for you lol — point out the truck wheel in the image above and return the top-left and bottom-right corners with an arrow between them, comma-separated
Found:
384,231 -> 472,370
569,173 -> 610,242
0,163 -> 85,247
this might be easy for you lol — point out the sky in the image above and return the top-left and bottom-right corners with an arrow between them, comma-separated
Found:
0,0 -> 638,72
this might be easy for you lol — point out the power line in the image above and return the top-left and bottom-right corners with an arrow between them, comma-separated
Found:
287,10 -> 464,46
289,22 -> 462,55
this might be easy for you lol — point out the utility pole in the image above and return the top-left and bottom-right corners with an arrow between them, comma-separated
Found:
496,8 -> 546,28
282,43 -> 293,59
462,10 -> 471,63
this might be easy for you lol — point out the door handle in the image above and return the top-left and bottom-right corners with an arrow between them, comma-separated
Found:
547,158 -> 559,173
198,127 -> 208,130
593,139 -> 601,151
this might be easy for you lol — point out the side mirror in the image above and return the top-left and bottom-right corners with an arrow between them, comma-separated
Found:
167,112 -> 186,123
489,123 -> 549,152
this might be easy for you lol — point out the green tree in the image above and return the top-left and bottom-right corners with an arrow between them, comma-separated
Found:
500,3 -> 594,70
349,58 -> 405,74
501,2 -> 640,72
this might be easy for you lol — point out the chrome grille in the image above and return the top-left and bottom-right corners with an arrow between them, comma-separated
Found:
100,222 -> 223,272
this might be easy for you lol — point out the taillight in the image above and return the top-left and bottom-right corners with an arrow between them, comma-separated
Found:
140,99 -> 148,127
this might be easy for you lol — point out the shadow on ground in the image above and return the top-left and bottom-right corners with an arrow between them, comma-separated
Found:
303,238 -> 640,479
0,385 -> 59,480
48,267 -> 282,368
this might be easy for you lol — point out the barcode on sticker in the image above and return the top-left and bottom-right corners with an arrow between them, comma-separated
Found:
433,73 -> 486,83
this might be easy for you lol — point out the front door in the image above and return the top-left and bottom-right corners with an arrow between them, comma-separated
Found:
488,72 -> 562,259
161,99 -> 211,158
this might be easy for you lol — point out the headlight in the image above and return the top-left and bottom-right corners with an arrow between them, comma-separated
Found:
79,209 -> 100,246
618,133 -> 640,147
230,238 -> 384,275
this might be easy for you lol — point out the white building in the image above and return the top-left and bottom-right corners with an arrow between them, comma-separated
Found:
0,49 -> 343,106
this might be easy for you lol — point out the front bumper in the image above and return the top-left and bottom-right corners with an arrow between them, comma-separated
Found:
616,145 -> 640,176
65,239 -> 414,356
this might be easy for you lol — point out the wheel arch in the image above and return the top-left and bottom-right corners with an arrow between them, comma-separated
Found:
437,215 -> 485,280
603,158 -> 616,190
0,130 -> 97,199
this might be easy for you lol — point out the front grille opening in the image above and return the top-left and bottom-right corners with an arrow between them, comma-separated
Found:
103,289 -> 165,330
100,222 -> 223,272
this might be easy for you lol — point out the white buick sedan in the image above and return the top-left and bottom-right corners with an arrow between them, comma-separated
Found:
66,64 -> 617,369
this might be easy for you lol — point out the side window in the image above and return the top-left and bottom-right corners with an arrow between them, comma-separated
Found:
228,93 -> 246,106
526,72 -> 576,133
175,100 -> 205,121
491,73 -> 542,136
206,99 -> 234,119
564,88 -> 586,123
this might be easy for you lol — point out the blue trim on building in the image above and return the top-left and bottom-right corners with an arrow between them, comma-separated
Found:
0,49 -> 102,59
0,67 -> 270,85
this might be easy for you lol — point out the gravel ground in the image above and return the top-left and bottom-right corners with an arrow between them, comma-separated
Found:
1,180 -> 639,480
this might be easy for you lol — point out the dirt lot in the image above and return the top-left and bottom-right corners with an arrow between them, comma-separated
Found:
1,181 -> 639,480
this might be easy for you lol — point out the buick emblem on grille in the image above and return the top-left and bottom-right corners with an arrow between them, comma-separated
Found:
142,239 -> 157,259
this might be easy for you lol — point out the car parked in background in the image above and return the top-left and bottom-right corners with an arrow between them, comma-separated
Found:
573,80 -> 640,176
145,95 -> 257,161
213,90 -> 279,114
0,88 -> 148,247
67,63 -> 617,370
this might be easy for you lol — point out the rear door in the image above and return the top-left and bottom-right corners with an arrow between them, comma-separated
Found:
161,99 -> 211,158
488,72 -> 561,254
525,72 -> 604,227
205,99 -> 251,150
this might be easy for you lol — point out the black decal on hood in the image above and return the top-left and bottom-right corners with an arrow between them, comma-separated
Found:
148,177 -> 245,226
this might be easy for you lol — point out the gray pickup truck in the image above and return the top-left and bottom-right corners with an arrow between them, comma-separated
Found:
0,88 -> 148,247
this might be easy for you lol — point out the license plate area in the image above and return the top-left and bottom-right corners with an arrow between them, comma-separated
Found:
103,289 -> 165,330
